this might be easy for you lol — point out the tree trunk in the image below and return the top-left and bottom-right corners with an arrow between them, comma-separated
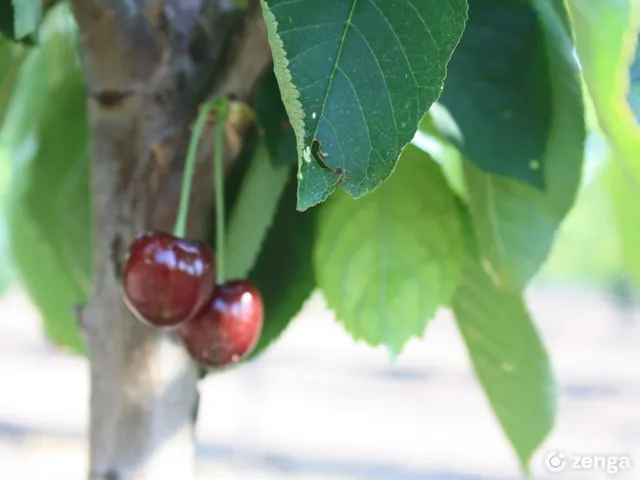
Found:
68,2 -> 271,478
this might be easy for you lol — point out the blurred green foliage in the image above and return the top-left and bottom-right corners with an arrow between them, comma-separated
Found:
538,141 -> 619,289
0,142 -> 13,294
0,2 -> 88,353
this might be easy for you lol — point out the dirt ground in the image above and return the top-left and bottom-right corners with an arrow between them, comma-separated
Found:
0,286 -> 638,480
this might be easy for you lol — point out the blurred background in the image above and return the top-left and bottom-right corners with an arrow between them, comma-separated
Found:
2,4 -> 640,480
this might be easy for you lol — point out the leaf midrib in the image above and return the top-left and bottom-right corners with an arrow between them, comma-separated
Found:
311,0 -> 359,142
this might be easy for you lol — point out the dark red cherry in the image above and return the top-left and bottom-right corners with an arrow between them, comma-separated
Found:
178,280 -> 264,367
122,230 -> 216,328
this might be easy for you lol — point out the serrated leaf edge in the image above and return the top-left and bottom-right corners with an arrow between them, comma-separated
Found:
259,2 -> 307,172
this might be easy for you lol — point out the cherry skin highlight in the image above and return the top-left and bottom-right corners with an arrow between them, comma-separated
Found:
179,280 -> 264,367
122,230 -> 216,328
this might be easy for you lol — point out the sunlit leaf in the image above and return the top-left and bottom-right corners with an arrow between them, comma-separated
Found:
314,144 -> 463,354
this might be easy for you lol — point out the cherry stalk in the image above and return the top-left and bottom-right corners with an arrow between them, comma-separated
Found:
121,99 -> 221,328
178,98 -> 264,367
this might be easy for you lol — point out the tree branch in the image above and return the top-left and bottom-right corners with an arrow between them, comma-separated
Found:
68,1 -> 270,478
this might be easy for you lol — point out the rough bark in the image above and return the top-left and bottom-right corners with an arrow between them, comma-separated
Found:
68,1 -> 271,478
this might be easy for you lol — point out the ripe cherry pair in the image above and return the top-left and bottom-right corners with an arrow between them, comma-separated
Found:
122,230 -> 263,368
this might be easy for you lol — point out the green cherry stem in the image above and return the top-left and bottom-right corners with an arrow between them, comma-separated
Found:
173,97 -> 221,239
213,98 -> 229,285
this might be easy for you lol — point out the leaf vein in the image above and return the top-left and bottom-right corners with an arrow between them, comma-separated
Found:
288,37 -> 343,64
406,0 -> 442,66
367,0 -> 420,122
349,21 -> 398,151
311,0 -> 360,143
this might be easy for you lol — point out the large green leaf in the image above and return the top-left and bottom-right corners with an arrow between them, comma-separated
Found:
606,153 -> 640,290
0,41 -> 27,295
253,71 -> 298,167
0,5 -> 81,302
1,3 -> 78,149
0,40 -> 27,124
594,31 -> 640,288
0,49 -> 48,149
0,141 -> 13,295
314,144 -> 463,354
567,0 -> 640,290
259,0 -> 468,211
461,0 -> 585,292
452,253 -> 556,472
226,138 -> 291,280
9,68 -> 90,353
10,203 -> 85,353
438,0 -> 551,187
567,0 -> 640,171
612,44 -> 640,288
247,175 -> 317,359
